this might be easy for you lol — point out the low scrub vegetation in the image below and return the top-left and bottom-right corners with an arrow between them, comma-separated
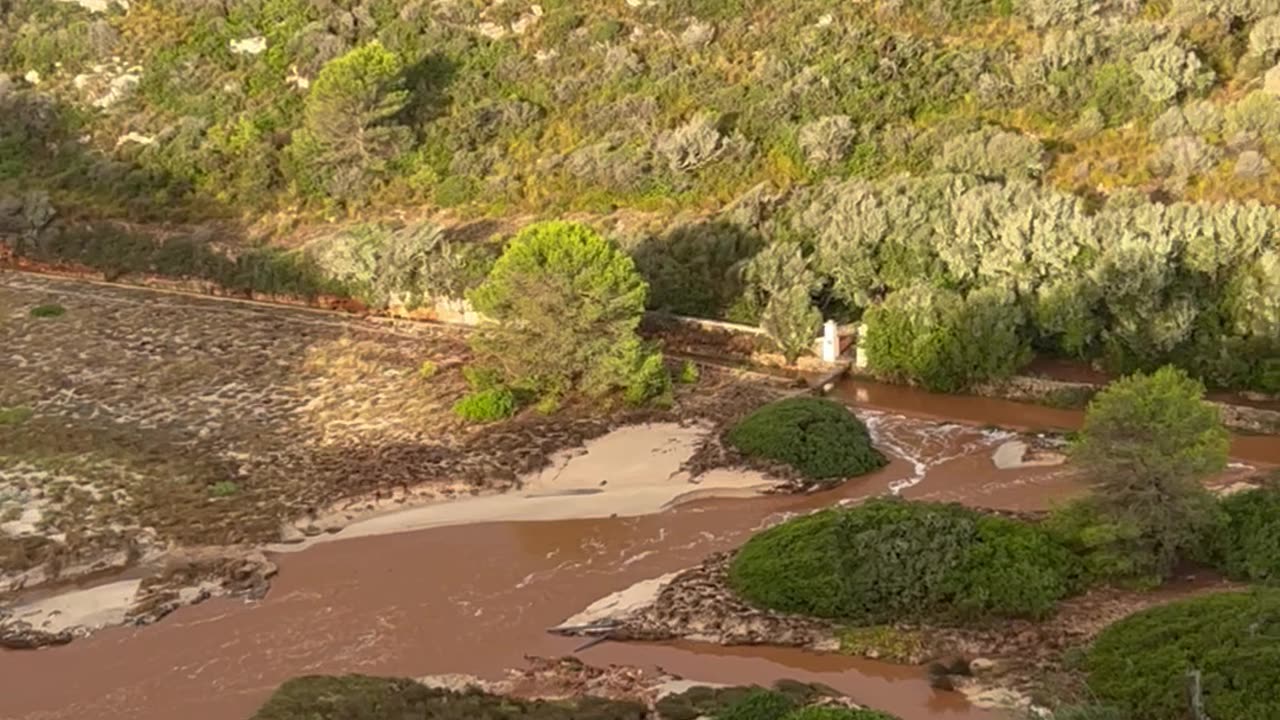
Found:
728,499 -> 1080,623
726,398 -> 885,482
1085,590 -> 1280,720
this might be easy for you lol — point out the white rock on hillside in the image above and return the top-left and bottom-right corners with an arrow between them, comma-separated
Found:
229,36 -> 267,55
93,72 -> 140,108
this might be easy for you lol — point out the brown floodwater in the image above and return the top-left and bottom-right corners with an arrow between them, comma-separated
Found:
0,382 -> 1273,720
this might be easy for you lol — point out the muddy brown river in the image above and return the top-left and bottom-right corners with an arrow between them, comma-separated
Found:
2,379 -> 1275,720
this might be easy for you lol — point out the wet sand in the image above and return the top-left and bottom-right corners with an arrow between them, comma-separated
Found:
1,384 -> 1273,720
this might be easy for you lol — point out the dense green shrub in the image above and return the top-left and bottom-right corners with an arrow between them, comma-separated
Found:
726,398 -> 885,481
730,499 -> 1079,623
947,516 -> 1080,618
1212,483 -> 1280,583
252,675 -> 647,720
1046,499 -> 1158,585
1085,590 -> 1280,720
452,388 -> 517,423
834,500 -> 1077,622
728,511 -> 846,618
863,285 -> 1031,392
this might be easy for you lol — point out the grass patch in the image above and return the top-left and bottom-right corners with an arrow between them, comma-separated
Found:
837,626 -> 926,663
29,304 -> 66,318
726,398 -> 885,482
0,406 -> 34,426
208,480 -> 240,498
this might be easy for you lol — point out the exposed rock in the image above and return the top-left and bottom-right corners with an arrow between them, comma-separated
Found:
0,550 -> 277,648
23,70 -> 41,85
476,21 -> 508,40
0,621 -> 75,650
598,552 -> 840,647
1235,149 -> 1272,179
116,132 -> 155,147
680,19 -> 716,48
229,36 -> 267,55
992,440 -> 1067,470
511,5 -> 543,35
286,65 -> 310,90
124,550 -> 277,627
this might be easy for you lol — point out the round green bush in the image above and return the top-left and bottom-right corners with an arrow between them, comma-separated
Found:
1213,484 -> 1280,584
726,397 -> 885,481
730,499 -> 1079,622
452,388 -> 517,423
1086,590 -> 1280,720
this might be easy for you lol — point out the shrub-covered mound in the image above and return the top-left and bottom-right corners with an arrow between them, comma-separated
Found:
1213,482 -> 1280,584
255,677 -> 899,720
729,499 -> 1080,623
252,676 -> 647,720
726,398 -> 885,481
1085,590 -> 1280,720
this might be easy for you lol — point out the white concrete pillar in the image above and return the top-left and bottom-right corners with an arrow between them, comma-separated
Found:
821,319 -> 839,363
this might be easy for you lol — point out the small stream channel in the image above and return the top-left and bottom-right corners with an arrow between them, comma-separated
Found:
0,379 -> 1274,720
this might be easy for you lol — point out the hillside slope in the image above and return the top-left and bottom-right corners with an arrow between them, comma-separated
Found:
2,0 -> 1279,390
